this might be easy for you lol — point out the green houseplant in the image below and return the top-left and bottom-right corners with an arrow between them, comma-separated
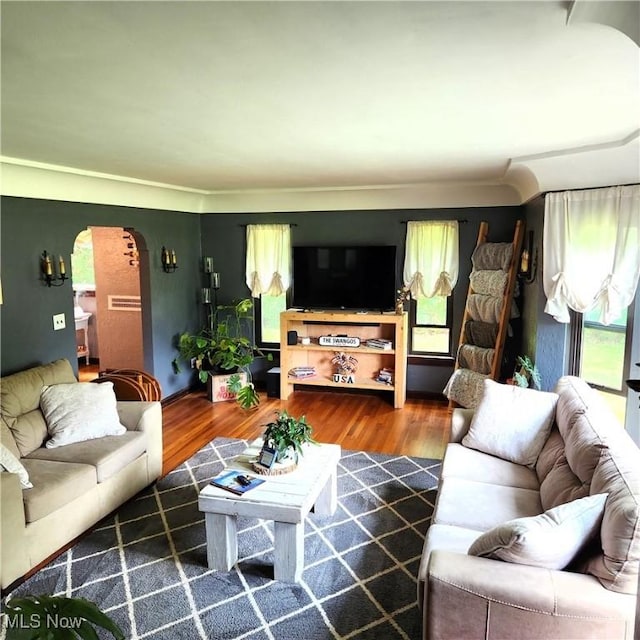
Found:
172,298 -> 271,409
512,355 -> 542,390
3,594 -> 124,639
262,410 -> 317,463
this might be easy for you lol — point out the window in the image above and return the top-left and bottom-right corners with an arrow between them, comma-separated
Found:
411,294 -> 453,355
403,220 -> 459,357
256,293 -> 287,346
245,224 -> 291,347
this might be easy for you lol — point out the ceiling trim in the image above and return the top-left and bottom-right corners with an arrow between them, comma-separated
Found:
0,157 -> 523,212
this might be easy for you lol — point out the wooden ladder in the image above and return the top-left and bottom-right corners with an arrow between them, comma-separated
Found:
448,219 -> 525,409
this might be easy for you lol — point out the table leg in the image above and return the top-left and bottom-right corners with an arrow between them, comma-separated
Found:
205,512 -> 238,571
313,466 -> 337,516
274,521 -> 304,582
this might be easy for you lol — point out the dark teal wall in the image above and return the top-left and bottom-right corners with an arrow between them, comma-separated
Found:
200,207 -> 523,394
521,196 -> 567,391
0,197 -> 202,397
0,198 -> 524,397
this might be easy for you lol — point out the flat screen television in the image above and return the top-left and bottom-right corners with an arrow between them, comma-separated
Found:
292,245 -> 397,311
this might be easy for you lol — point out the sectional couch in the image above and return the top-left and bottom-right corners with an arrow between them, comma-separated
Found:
419,376 -> 639,639
0,359 -> 163,590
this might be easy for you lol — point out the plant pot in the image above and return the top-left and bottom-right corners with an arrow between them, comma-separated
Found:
206,372 -> 247,402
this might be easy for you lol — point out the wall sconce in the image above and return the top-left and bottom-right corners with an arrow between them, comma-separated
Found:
519,230 -> 537,284
162,246 -> 178,273
40,250 -> 68,287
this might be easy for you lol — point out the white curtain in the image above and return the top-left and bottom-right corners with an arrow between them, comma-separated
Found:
403,220 -> 459,297
245,224 -> 291,297
543,185 -> 640,325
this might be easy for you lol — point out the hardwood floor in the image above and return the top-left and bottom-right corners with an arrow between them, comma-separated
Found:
162,388 -> 451,475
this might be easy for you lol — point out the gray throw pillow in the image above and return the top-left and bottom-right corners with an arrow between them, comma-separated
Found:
462,379 -> 558,468
468,493 -> 607,570
40,382 -> 126,449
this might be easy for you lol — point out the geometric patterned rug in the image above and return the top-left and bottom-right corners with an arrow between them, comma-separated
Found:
3,437 -> 440,640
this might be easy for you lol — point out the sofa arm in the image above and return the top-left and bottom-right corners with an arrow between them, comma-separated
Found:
117,401 -> 163,481
424,550 -> 635,640
449,408 -> 474,443
1,471 -> 30,589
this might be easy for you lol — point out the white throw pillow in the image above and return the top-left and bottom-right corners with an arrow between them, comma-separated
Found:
40,382 -> 126,449
462,379 -> 558,468
468,493 -> 607,569
0,442 -> 33,488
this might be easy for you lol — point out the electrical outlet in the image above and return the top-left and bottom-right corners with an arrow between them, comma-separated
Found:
53,313 -> 66,331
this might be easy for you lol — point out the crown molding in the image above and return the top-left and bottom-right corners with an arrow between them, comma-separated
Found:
0,157 -> 523,213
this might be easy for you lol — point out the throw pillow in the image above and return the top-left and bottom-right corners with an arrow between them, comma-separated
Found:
40,382 -> 126,449
462,379 -> 558,468
468,493 -> 607,569
0,442 -> 33,488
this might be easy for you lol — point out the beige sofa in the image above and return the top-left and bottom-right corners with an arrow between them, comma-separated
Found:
0,359 -> 163,590
419,376 -> 639,639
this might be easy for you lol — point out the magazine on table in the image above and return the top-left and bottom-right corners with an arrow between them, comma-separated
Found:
210,470 -> 265,495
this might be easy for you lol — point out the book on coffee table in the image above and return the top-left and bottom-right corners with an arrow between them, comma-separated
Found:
210,470 -> 266,495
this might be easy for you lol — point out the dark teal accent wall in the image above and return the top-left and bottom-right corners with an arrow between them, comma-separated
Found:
0,197 -> 524,397
0,197 -> 201,397
200,207 -> 523,394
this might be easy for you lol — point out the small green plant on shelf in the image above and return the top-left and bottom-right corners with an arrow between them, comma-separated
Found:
512,355 -> 541,390
3,594 -> 125,640
262,410 -> 317,463
172,298 -> 272,409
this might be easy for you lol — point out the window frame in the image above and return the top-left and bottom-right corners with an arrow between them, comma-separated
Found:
408,292 -> 455,358
568,299 -> 636,396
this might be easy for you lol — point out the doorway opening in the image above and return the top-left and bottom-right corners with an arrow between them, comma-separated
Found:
71,227 -> 148,381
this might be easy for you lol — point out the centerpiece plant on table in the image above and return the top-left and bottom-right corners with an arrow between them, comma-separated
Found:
172,298 -> 272,410
262,410 -> 317,463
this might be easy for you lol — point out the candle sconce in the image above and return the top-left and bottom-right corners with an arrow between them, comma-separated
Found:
40,250 -> 68,287
519,230 -> 537,285
202,257 -> 221,333
161,246 -> 178,273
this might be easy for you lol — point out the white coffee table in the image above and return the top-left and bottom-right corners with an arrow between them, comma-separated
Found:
198,440 -> 341,583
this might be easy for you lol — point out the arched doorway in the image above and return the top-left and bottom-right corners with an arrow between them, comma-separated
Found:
71,226 -> 149,377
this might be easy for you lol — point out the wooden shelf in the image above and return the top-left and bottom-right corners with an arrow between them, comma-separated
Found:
279,310 -> 407,408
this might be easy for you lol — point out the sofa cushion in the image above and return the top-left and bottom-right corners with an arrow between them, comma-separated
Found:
468,493 -> 607,569
535,428 -> 564,482
586,442 -> 640,594
20,459 -> 97,523
0,416 -> 21,460
1,359 -> 77,456
40,382 -> 126,449
433,477 -> 542,532
554,376 -> 611,484
0,442 -> 33,489
27,431 -> 146,482
540,454 -> 589,511
441,443 -> 540,491
462,380 -> 558,468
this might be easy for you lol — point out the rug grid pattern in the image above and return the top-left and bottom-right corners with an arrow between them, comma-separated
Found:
5,438 -> 440,640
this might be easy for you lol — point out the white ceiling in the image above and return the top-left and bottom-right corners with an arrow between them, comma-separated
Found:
1,1 -> 639,212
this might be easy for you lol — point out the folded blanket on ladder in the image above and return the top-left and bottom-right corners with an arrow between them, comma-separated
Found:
443,368 -> 489,409
471,242 -> 514,271
467,294 -> 520,324
469,270 -> 508,297
457,344 -> 495,375
464,320 -> 499,348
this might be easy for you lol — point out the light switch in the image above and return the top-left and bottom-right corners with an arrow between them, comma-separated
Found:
53,313 -> 66,330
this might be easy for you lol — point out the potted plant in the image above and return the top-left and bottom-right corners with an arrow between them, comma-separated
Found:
262,410 -> 317,463
3,594 -> 124,639
172,298 -> 271,409
511,355 -> 541,390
